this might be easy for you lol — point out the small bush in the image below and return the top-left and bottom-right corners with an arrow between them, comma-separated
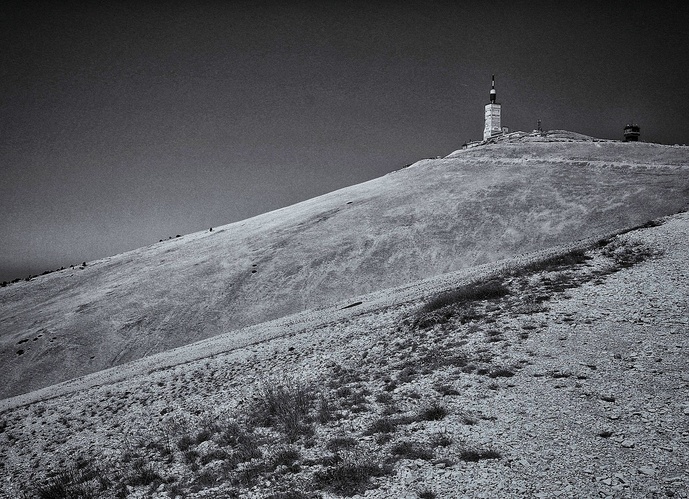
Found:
375,433 -> 393,445
271,446 -> 301,468
459,448 -> 501,461
252,380 -> 313,424
382,381 -> 398,393
456,412 -> 477,425
313,455 -> 391,496
177,434 -> 194,451
418,402 -> 447,421
375,392 -> 394,404
326,436 -> 358,452
601,238 -> 657,267
381,403 -> 399,416
194,428 -> 214,444
217,421 -> 251,447
329,365 -> 365,385
390,441 -> 434,461
316,392 -> 334,424
35,463 -> 102,499
200,449 -> 229,466
249,379 -> 315,441
128,459 -> 161,486
433,383 -> 460,396
226,437 -> 262,468
336,386 -> 352,398
230,462 -> 267,488
182,449 -> 200,464
194,469 -> 220,487
397,366 -> 416,383
337,387 -> 369,412
418,490 -> 437,499
363,417 -> 398,435
487,367 -> 515,378
265,492 -> 317,499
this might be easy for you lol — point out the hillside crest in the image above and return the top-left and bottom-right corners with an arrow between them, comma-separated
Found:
2,133 -> 689,400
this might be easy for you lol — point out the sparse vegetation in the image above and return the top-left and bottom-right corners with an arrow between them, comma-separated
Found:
514,294 -> 550,315
430,432 -> 453,448
418,490 -> 437,499
312,454 -> 391,496
127,458 -> 161,486
264,491 -> 318,499
12,210 -> 680,498
433,382 -> 460,396
326,436 -> 358,452
420,347 -> 469,370
271,446 -> 301,468
488,367 -> 515,378
249,379 -> 315,441
601,238 -> 658,267
375,392 -> 394,404
420,280 -> 510,315
35,462 -> 105,499
418,402 -> 448,421
412,279 -> 510,329
459,447 -> 502,462
390,440 -> 434,461
363,417 -> 400,436
510,248 -> 590,276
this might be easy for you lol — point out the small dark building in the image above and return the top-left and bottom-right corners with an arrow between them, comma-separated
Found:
624,124 -> 640,142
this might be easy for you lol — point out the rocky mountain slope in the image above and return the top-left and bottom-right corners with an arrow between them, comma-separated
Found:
2,131 -> 689,400
1,208 -> 687,498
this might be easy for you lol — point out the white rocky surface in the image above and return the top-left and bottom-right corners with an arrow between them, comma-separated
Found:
3,132 -> 688,402
1,211 -> 687,498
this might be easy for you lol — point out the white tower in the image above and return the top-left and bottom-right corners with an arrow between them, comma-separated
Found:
483,74 -> 502,140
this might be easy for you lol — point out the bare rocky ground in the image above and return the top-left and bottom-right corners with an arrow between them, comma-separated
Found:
1,211 -> 688,499
4,132 -> 689,403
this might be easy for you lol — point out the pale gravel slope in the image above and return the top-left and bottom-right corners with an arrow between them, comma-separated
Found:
0,231 -> 604,413
1,211 -> 687,498
2,133 -> 689,400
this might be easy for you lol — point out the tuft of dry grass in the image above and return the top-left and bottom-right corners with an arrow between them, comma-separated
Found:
35,462 -> 105,499
312,454 -> 392,496
418,402 -> 448,421
249,380 -> 315,442
390,440 -> 434,461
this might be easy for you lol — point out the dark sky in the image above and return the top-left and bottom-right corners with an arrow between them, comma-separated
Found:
2,1 -> 688,282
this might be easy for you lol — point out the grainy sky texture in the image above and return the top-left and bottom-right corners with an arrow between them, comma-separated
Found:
1,1 -> 688,281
